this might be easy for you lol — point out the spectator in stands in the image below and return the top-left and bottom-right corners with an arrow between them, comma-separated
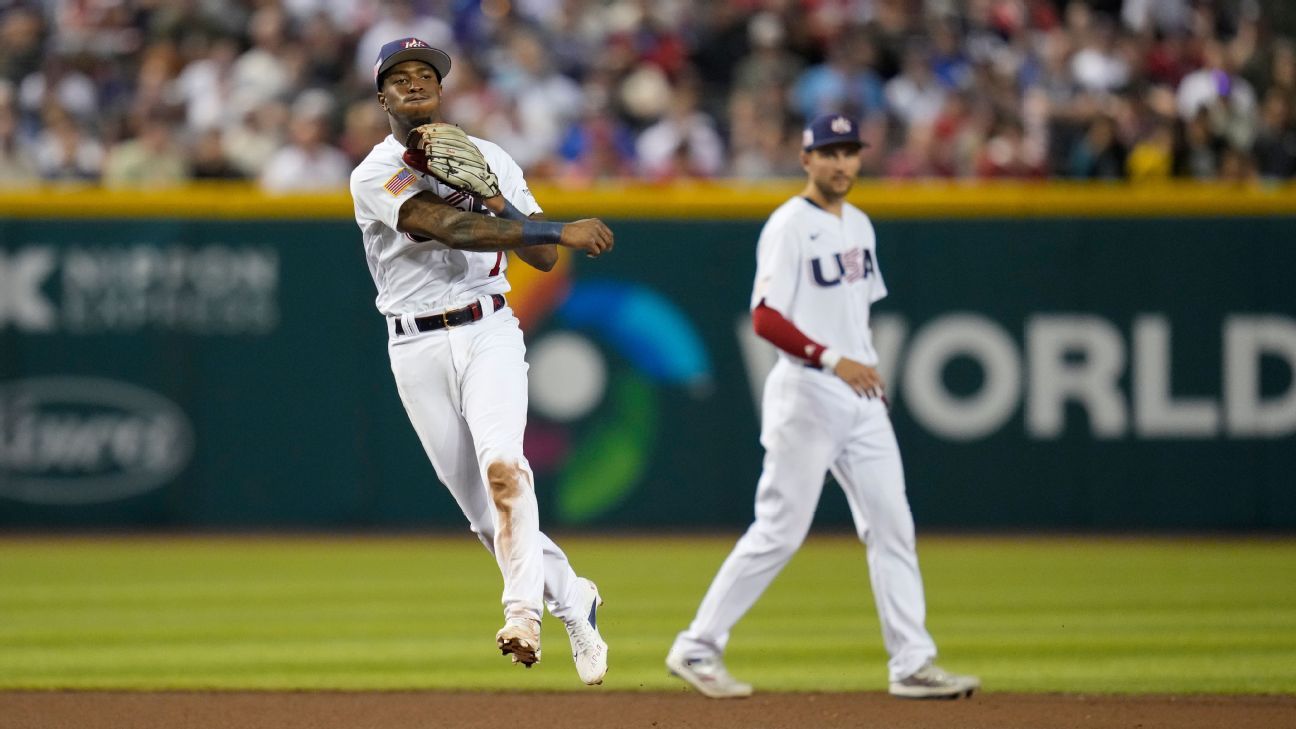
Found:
1068,114 -> 1127,179
18,55 -> 97,123
102,116 -> 190,188
556,96 -> 639,186
32,105 -> 102,181
929,17 -> 972,91
1253,91 -> 1296,179
1178,110 -> 1222,179
439,56 -> 499,137
1177,41 -> 1257,127
487,27 -> 584,175
1070,15 -> 1131,93
1126,120 -> 1176,181
225,102 -> 288,178
733,12 -> 804,97
635,74 -> 725,180
190,128 -> 246,180
0,100 -> 37,186
977,117 -> 1045,178
886,123 -> 937,179
0,8 -> 44,87
259,90 -> 350,192
885,42 -> 948,128
792,29 -> 886,122
727,92 -> 798,180
338,98 -> 391,166
172,35 -> 242,134
229,6 -> 296,121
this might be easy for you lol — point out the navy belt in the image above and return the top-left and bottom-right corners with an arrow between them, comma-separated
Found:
395,294 -> 505,335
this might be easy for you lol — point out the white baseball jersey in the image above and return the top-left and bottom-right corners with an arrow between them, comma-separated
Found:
750,196 -> 887,365
350,134 -> 543,316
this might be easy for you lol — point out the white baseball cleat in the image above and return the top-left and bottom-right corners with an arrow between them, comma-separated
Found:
496,617 -> 542,668
563,578 -> 608,685
888,661 -> 980,699
665,649 -> 753,699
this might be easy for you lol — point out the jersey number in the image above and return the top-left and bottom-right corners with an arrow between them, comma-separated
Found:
489,252 -> 503,276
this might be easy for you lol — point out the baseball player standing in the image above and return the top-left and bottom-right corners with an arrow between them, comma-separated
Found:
349,38 -> 612,684
665,114 -> 979,700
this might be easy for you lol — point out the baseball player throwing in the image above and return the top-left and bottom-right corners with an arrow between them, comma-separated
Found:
349,38 -> 611,684
665,114 -> 979,700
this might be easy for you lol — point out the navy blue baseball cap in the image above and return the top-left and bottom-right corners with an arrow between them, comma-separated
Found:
374,37 -> 451,90
802,113 -> 867,151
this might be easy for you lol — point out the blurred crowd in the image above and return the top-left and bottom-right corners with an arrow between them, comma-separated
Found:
2,0 -> 1295,190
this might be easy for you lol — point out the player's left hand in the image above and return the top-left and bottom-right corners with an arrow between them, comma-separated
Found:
405,122 -> 502,199
833,358 -> 885,399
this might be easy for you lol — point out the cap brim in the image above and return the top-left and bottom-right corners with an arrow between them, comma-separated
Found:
376,47 -> 452,88
805,140 -> 868,152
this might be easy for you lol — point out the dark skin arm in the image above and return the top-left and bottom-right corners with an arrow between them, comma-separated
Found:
479,195 -> 557,272
396,192 -> 611,259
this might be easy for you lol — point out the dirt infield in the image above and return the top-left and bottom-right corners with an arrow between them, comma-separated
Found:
2,691 -> 1293,729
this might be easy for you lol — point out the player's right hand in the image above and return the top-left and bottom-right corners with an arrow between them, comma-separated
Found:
834,359 -> 885,399
560,219 -> 614,258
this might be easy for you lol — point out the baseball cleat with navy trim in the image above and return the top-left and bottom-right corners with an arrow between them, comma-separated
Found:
563,578 -> 608,685
665,649 -> 753,699
888,661 -> 980,699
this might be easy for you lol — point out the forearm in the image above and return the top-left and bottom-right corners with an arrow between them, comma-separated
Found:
481,196 -> 557,270
752,302 -> 839,368
398,192 -> 561,252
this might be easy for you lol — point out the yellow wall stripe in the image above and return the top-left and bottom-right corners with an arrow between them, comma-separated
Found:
2,181 -> 1295,220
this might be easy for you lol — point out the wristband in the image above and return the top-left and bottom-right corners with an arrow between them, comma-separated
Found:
522,220 -> 563,246
820,348 -> 842,371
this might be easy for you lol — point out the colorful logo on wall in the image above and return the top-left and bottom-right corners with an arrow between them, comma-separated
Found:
507,254 -> 711,523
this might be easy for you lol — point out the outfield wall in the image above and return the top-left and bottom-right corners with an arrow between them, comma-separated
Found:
2,183 -> 1294,529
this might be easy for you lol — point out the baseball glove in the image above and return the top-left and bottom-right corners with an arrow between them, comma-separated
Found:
404,123 -> 501,199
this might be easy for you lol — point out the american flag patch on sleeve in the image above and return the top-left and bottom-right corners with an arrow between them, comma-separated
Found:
384,168 -> 416,196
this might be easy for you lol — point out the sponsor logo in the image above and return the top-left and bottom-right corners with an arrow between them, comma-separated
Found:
0,378 -> 195,505
1,245 -> 279,335
510,270 -> 712,524
0,247 -> 56,330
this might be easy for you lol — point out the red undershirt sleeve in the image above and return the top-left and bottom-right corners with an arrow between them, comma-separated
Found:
752,301 -> 827,367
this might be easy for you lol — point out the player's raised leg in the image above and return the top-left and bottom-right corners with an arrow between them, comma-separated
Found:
831,401 -> 978,699
458,311 -> 606,680
432,429 -> 606,681
389,331 -> 532,664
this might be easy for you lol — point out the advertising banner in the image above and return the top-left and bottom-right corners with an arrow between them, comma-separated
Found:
2,212 -> 1293,529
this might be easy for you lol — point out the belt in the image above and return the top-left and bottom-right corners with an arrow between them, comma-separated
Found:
394,294 -> 506,336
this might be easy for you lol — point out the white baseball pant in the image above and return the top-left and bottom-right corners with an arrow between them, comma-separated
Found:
672,358 -> 938,682
387,301 -> 586,624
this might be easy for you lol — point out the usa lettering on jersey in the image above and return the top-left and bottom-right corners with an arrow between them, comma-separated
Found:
810,248 -> 874,287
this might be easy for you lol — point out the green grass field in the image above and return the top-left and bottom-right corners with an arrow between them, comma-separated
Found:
1,534 -> 1294,694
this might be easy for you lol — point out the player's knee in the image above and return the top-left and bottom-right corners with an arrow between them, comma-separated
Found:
486,459 -> 529,513
746,520 -> 807,559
